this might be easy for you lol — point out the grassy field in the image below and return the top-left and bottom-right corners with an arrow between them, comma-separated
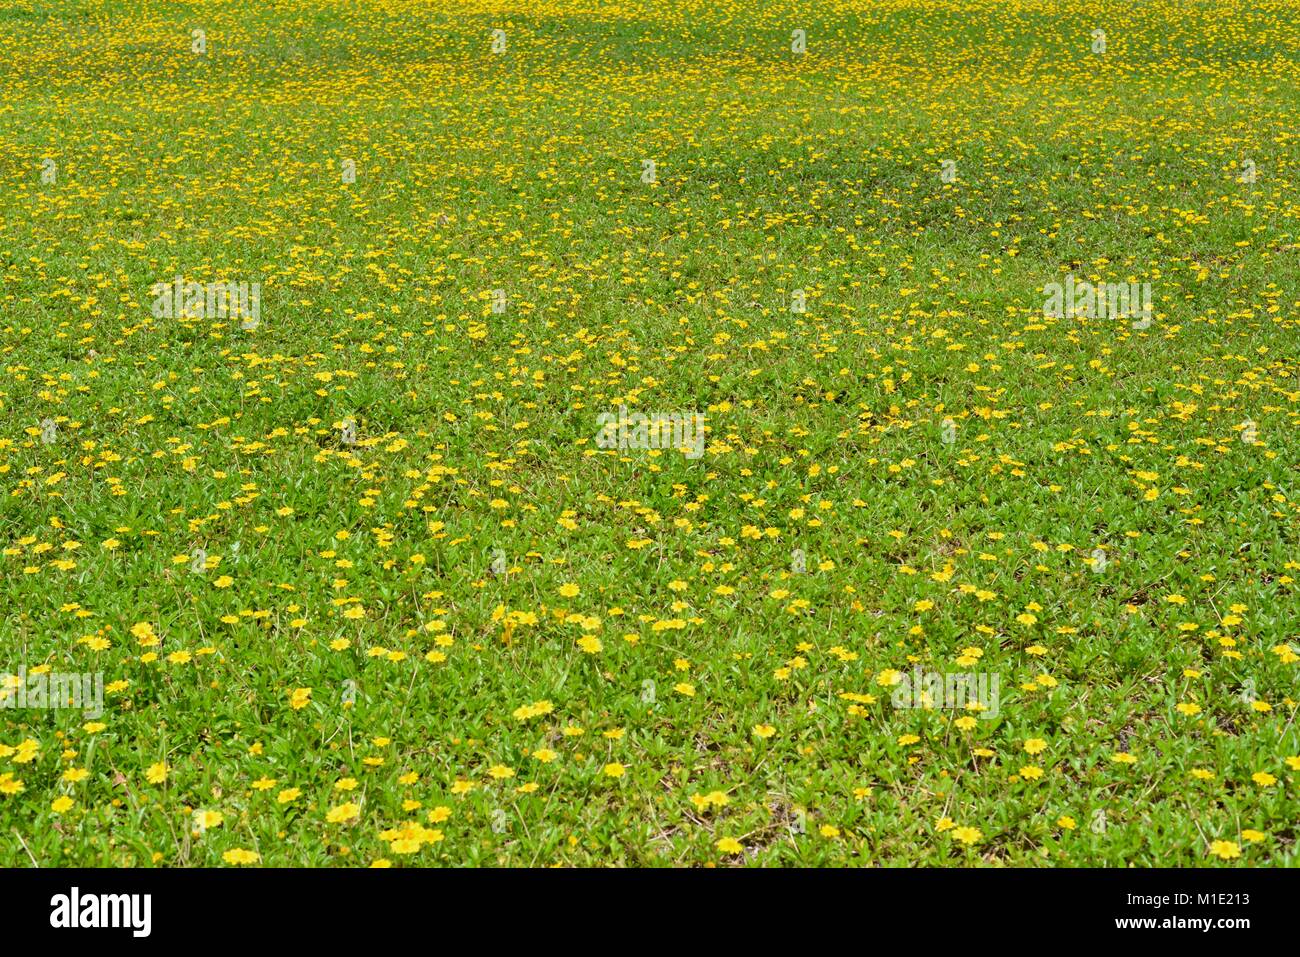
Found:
1,0 -> 1298,867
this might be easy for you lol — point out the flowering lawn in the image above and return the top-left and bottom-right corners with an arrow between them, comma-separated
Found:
1,0 -> 1298,866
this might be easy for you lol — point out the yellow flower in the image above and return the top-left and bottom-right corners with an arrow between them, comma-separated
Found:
715,837 -> 743,854
193,809 -> 224,830
326,802 -> 360,824
131,622 -> 160,647
222,848 -> 260,865
690,791 -> 728,812
602,762 -> 625,778
145,762 -> 168,784
952,826 -> 983,845
1209,840 -> 1240,860
51,796 -> 75,813
512,700 -> 553,721
752,724 -> 776,739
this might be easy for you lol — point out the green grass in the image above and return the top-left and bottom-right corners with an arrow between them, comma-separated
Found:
0,0 -> 1297,866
